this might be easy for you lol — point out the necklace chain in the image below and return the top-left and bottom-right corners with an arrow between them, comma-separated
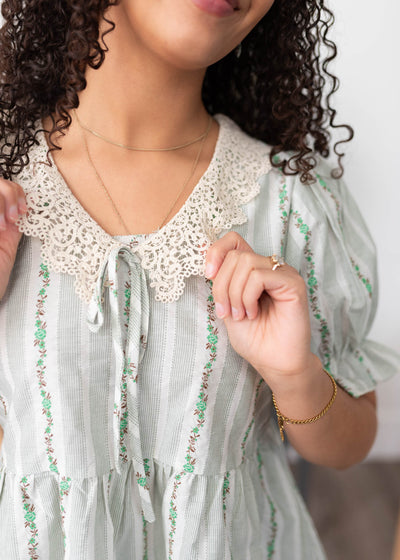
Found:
77,113 -> 213,236
74,108 -> 211,152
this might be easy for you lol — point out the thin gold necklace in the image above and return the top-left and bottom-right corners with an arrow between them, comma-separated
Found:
74,108 -> 211,152
78,114 -> 213,236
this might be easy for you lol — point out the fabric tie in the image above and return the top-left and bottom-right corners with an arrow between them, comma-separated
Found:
86,245 -> 155,523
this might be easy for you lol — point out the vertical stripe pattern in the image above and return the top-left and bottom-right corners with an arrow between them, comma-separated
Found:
0,116 -> 398,560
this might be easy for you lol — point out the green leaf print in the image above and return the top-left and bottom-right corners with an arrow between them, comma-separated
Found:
24,511 -> 36,523
42,398 -> 51,410
207,333 -> 218,344
34,329 -> 46,340
168,280 -> 218,560
59,480 -> 70,493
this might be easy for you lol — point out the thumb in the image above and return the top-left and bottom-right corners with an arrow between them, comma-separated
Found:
2,221 -> 23,253
0,222 -> 23,299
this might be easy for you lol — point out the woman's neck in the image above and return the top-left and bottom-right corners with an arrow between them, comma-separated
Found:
76,6 -> 210,147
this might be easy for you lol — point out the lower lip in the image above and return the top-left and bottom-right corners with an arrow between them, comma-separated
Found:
191,0 -> 236,17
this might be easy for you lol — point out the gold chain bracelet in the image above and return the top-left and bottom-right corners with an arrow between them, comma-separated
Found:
271,369 -> 338,442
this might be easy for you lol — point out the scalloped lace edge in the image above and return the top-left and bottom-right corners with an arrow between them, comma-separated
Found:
14,114 -> 272,303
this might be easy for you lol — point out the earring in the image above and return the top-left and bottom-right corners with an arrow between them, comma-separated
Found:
235,43 -> 242,59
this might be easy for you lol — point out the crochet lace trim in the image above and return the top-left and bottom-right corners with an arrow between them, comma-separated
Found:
14,114 -> 272,303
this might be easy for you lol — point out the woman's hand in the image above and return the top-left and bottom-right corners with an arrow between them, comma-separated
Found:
205,231 -> 315,387
206,232 -> 378,469
0,178 -> 27,300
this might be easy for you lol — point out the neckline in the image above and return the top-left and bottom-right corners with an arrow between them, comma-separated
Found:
16,113 -> 272,303
37,114 -> 226,244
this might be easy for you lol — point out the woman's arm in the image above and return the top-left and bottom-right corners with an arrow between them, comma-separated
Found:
258,352 -> 377,469
205,231 -> 378,470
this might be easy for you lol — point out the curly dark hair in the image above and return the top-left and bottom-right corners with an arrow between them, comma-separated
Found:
0,0 -> 353,183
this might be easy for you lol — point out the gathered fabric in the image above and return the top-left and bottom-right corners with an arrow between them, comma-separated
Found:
87,245 -> 154,522
0,114 -> 398,559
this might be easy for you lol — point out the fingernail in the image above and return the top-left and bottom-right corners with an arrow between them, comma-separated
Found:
18,199 -> 27,213
232,307 -> 240,320
205,263 -> 216,278
215,303 -> 225,318
246,309 -> 254,320
9,205 -> 18,221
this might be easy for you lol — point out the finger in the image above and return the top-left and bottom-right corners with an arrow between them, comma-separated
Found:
0,193 -> 5,231
211,249 -> 241,319
0,178 -> 27,203
8,180 -> 28,215
0,179 -> 18,224
242,269 -> 275,320
205,231 -> 253,279
226,252 -> 270,320
0,179 -> 27,225
13,181 -> 28,214
243,267 -> 304,320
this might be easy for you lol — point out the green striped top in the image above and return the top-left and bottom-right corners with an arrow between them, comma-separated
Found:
0,114 -> 398,559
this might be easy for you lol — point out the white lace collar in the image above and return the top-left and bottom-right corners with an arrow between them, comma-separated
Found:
14,114 -> 272,304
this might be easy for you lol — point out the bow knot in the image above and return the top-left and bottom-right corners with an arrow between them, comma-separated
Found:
87,245 -> 155,522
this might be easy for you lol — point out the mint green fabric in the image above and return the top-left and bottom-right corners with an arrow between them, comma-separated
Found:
0,115 -> 398,560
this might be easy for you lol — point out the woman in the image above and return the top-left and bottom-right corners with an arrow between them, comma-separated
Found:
0,0 -> 398,558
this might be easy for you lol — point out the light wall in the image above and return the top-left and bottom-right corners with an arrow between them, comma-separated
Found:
329,0 -> 400,459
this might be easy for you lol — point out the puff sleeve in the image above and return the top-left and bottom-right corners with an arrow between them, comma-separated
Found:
280,160 -> 400,397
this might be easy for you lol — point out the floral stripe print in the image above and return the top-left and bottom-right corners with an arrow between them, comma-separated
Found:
278,173 -> 289,256
142,514 -> 149,560
20,473 -> 71,556
0,394 -> 6,416
278,172 -> 332,371
257,448 -> 277,559
20,477 -> 39,560
350,257 -> 373,298
34,263 -> 72,548
136,458 -> 151,491
222,472 -> 230,523
316,170 -> 375,300
289,209 -> 353,395
124,279 -> 131,330
59,477 -> 72,550
241,378 -> 264,462
316,175 -> 372,299
289,211 -> 332,372
114,360 -> 137,464
34,263 -> 59,474
168,279 -> 218,559
316,173 -> 342,229
115,268 -> 134,463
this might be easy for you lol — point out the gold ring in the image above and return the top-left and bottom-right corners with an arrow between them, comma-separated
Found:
270,254 -> 285,271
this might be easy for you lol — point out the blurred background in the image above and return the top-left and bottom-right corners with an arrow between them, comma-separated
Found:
330,0 -> 400,461
290,1 -> 400,559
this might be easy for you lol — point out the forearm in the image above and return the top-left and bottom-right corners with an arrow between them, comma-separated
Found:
261,354 -> 377,469
205,232 -> 378,469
